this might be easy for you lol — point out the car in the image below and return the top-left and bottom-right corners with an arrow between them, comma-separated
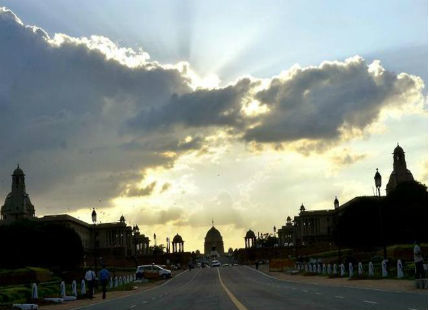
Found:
222,263 -> 230,267
136,264 -> 172,279
211,260 -> 221,267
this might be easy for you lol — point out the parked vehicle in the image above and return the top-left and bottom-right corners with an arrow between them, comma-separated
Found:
136,264 -> 172,279
211,260 -> 221,267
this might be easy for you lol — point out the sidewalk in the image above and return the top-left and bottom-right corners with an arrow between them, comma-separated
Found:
39,270 -> 185,310
253,265 -> 427,294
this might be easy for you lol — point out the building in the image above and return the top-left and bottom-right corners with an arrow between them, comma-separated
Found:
277,144 -> 416,248
204,224 -> 224,257
0,166 -> 150,257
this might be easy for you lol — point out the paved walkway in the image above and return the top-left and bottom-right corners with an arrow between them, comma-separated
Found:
254,265 -> 427,294
39,271 -> 185,310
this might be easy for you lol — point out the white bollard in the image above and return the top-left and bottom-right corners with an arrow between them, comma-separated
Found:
368,262 -> 374,277
348,263 -> 353,278
317,264 -> 321,274
114,276 -> 118,288
110,277 -> 113,289
322,264 -> 326,274
305,264 -> 308,272
382,259 -> 388,278
32,283 -> 38,300
333,264 -> 338,275
358,262 -> 363,276
340,264 -> 345,277
60,281 -> 66,298
81,279 -> 86,295
397,259 -> 404,279
313,264 -> 317,273
119,276 -> 123,286
327,264 -> 332,275
71,280 -> 77,297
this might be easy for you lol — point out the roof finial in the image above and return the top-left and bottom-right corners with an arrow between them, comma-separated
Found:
212,218 -> 214,227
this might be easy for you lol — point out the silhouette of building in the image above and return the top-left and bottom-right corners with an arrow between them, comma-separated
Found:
1,165 -> 35,223
204,224 -> 224,256
386,144 -> 414,194
172,233 -> 184,253
0,166 -> 150,257
277,144 -> 416,248
244,229 -> 256,248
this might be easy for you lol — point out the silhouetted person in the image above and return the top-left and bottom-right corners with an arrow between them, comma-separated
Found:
414,242 -> 425,279
99,265 -> 110,299
85,267 -> 96,299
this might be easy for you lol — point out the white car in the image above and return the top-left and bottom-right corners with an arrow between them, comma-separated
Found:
136,264 -> 172,279
211,260 -> 221,267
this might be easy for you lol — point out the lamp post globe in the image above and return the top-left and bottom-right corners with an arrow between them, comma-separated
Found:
91,208 -> 97,272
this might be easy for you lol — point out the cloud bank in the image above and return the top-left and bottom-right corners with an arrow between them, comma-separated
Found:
0,7 -> 425,216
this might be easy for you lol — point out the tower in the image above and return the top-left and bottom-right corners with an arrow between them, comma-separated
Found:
1,165 -> 35,222
386,144 -> 414,194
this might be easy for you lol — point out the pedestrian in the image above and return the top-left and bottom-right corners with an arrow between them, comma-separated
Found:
414,242 -> 425,279
99,265 -> 110,299
85,267 -> 96,299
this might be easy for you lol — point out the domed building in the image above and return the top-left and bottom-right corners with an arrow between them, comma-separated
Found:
386,144 -> 414,194
204,224 -> 224,256
1,165 -> 35,222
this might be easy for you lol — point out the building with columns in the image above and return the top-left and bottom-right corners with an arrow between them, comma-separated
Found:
172,233 -> 184,253
0,166 -> 150,258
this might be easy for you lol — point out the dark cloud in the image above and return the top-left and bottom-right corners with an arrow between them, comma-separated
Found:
125,181 -> 157,197
244,57 -> 423,143
160,183 -> 171,193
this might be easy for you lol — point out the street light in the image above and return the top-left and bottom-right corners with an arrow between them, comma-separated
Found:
91,208 -> 97,273
374,168 -> 387,259
133,225 -> 140,267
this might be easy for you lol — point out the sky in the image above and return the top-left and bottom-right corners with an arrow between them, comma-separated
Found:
0,0 -> 427,252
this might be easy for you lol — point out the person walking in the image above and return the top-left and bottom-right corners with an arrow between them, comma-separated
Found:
99,265 -> 110,299
85,267 -> 96,299
414,242 -> 425,279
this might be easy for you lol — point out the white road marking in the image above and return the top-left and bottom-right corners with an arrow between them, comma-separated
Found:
407,308 -> 417,310
334,296 -> 344,299
363,300 -> 377,304
129,305 -> 136,309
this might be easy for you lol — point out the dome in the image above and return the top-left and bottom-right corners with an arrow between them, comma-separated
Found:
205,226 -> 222,241
394,144 -> 404,154
13,165 -> 24,176
299,204 -> 305,212
172,233 -> 183,243
245,229 -> 256,238
119,215 -> 125,223
286,216 -> 292,222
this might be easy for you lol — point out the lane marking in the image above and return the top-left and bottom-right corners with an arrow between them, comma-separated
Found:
70,269 -> 190,310
129,305 -> 136,309
363,300 -> 377,304
217,268 -> 248,310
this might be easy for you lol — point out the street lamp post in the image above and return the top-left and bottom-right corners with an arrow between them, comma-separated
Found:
91,208 -> 97,273
133,225 -> 139,267
374,168 -> 387,259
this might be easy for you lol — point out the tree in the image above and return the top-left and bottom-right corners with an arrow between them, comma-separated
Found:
0,220 -> 83,269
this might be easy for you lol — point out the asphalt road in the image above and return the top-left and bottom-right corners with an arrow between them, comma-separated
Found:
72,266 -> 427,310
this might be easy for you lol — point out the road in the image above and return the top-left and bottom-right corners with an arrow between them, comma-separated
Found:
72,266 -> 427,310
